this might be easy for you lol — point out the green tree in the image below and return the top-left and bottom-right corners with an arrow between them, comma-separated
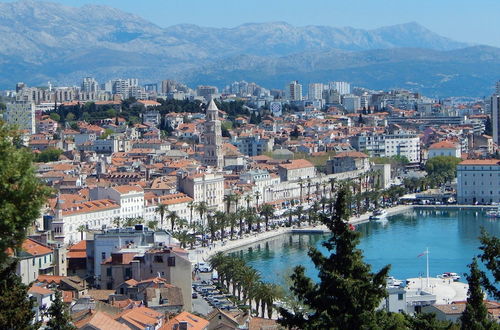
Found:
459,258 -> 495,329
425,156 -> 462,186
278,185 -> 391,329
34,148 -> 64,163
46,290 -> 76,330
156,204 -> 168,229
49,113 -> 61,122
0,261 -> 40,329
260,204 -> 274,231
478,229 -> 499,300
0,124 -> 51,263
65,112 -> 75,122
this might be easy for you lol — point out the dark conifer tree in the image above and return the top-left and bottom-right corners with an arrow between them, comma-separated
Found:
278,185 -> 391,329
46,290 -> 76,330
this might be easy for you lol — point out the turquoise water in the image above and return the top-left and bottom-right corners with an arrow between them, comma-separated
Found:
229,209 -> 500,287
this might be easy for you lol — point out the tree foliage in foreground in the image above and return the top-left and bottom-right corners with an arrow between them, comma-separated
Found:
278,185 -> 391,329
45,290 -> 76,330
0,261 -> 40,329
0,123 -> 51,264
478,229 -> 499,300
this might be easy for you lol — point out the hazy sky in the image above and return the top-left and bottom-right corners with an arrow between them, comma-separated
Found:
4,0 -> 500,46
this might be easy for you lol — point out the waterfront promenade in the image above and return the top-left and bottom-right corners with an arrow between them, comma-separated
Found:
189,203 -> 418,264
188,203 -> 497,264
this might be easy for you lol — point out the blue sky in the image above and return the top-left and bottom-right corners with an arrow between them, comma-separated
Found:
4,0 -> 500,46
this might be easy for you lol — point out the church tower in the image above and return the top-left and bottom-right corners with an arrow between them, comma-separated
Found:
203,99 -> 224,168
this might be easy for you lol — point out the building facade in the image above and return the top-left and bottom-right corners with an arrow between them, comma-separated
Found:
203,99 -> 224,168
456,159 -> 500,204
5,102 -> 36,133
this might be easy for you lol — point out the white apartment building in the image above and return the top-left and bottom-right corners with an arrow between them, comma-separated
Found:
329,81 -> 351,95
143,192 -> 194,226
52,199 -> 120,244
90,185 -> 145,220
308,83 -> 324,100
351,132 -> 421,163
178,173 -> 225,214
342,94 -> 361,113
5,102 -> 36,133
457,159 -> 500,204
287,81 -> 303,101
384,133 -> 421,163
239,170 -> 281,205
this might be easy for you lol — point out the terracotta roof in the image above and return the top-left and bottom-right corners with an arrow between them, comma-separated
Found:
29,285 -> 53,295
278,159 -> 314,170
459,159 -> 500,166
429,141 -> 459,149
22,238 -> 53,256
249,317 -> 279,330
117,306 -> 163,328
87,289 -> 115,301
161,311 -> 209,330
113,185 -> 144,194
431,303 -> 466,315
74,311 -> 129,329
60,199 -> 120,216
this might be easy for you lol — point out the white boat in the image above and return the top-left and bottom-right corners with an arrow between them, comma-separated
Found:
437,272 -> 461,281
386,276 -> 403,287
370,209 -> 388,220
486,206 -> 500,218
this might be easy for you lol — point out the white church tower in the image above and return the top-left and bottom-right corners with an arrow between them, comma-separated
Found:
203,99 -> 224,168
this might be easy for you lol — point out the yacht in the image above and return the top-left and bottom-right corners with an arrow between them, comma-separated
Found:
486,206 -> 500,218
386,276 -> 404,288
437,272 -> 461,281
370,209 -> 388,220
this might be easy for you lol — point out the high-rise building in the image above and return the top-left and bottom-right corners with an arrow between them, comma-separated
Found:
82,77 -> 99,93
308,83 -> 324,100
342,94 -> 361,113
492,93 -> 500,145
329,81 -> 351,95
197,85 -> 219,101
5,102 -> 36,134
203,99 -> 224,168
287,81 -> 302,101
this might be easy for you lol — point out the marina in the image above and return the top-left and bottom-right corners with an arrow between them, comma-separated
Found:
229,208 -> 499,294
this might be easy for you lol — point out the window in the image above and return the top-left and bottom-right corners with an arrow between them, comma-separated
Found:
398,293 -> 404,300
101,252 -> 106,260
125,268 -> 132,278
106,268 -> 112,276
154,255 -> 164,263
167,256 -> 176,267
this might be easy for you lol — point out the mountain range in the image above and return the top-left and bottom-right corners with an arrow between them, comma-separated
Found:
0,0 -> 499,96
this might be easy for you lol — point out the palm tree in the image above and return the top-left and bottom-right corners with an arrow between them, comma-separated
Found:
245,209 -> 255,233
245,194 -> 253,211
173,230 -> 193,249
298,178 -> 304,203
262,283 -> 282,318
329,177 -> 336,199
241,267 -> 261,305
147,220 -> 158,230
113,216 -> 121,228
254,191 -> 261,210
321,181 -> 328,198
227,213 -> 237,239
214,211 -> 226,241
295,206 -> 304,227
307,178 -> 312,203
223,194 -> 235,214
320,196 -> 328,213
236,208 -> 245,237
167,210 -> 179,232
233,194 -> 240,213
195,201 -> 209,225
207,213 -> 218,242
77,225 -> 87,241
260,204 -> 274,231
187,201 -> 195,224
156,204 -> 168,229
284,208 -> 294,227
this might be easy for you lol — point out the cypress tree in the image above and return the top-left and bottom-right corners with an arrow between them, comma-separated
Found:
46,290 -> 76,330
459,258 -> 494,330
278,185 -> 391,329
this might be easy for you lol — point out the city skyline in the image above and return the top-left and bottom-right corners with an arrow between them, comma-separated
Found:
1,0 -> 500,47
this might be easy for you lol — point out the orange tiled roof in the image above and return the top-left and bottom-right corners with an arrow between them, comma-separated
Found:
22,238 -> 53,256
161,311 -> 209,330
459,159 -> 500,166
429,140 -> 459,149
278,159 -> 314,170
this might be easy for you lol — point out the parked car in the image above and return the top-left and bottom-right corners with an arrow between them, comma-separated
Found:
192,292 -> 198,299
